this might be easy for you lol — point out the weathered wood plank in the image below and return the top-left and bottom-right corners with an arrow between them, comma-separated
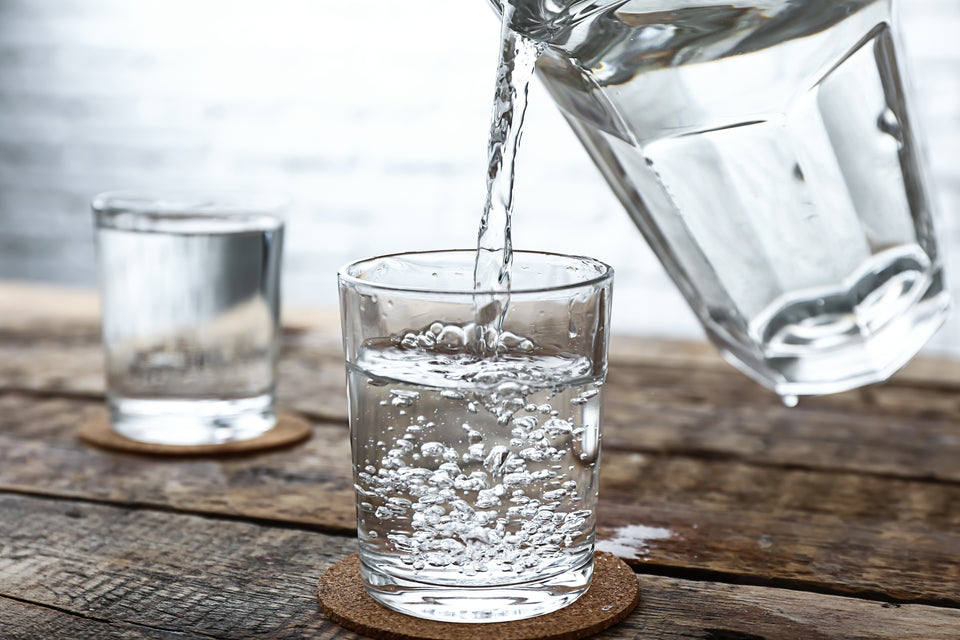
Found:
597,455 -> 960,605
0,333 -> 104,397
604,358 -> 960,422
599,355 -> 960,481
275,332 -> 351,421
0,283 -> 336,338
0,284 -> 957,398
0,393 -> 357,531
0,283 -> 101,335
0,494 -> 354,639
605,330 -> 960,387
1,493 -> 957,640
602,399 -> 960,482
2,393 -> 959,605
2,329 -> 959,484
0,329 -> 349,420
611,574 -> 960,640
0,596 -> 209,640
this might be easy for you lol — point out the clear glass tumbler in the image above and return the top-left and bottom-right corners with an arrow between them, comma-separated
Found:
339,250 -> 613,622
93,192 -> 284,446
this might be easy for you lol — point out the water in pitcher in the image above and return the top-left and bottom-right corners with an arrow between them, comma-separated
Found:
498,0 -> 950,398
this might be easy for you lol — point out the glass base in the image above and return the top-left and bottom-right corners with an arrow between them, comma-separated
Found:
715,272 -> 951,399
107,393 -> 276,446
359,554 -> 594,623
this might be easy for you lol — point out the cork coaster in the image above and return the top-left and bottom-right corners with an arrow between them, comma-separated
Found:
78,410 -> 311,456
317,552 -> 639,640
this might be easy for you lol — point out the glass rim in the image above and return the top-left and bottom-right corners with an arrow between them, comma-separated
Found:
90,189 -> 291,220
338,249 -> 614,297
92,190 -> 287,233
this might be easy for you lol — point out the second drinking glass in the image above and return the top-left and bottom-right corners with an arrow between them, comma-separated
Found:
94,192 -> 284,446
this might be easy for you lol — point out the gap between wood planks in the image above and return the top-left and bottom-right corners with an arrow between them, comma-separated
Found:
5,389 -> 958,495
3,388 -> 957,489
597,446 -> 960,489
631,561 -> 960,610
2,485 -> 957,612
0,593 -> 171,634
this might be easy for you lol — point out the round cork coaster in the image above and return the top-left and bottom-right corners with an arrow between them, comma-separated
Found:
316,552 -> 639,640
77,410 -> 311,456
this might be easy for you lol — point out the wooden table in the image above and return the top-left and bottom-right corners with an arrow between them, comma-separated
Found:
1,284 -> 958,639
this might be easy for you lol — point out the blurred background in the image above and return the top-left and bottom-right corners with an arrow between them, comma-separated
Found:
0,0 -> 957,355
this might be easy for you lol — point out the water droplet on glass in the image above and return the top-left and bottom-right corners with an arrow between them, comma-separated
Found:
781,394 -> 799,408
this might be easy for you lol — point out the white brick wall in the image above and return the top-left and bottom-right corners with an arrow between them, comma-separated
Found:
0,0 -> 957,357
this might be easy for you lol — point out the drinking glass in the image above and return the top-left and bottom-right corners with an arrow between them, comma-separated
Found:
339,249 -> 613,622
93,192 -> 284,445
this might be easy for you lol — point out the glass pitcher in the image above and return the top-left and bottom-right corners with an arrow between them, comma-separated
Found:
489,0 -> 950,399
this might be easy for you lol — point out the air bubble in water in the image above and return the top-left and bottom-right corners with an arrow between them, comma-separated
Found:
483,446 -> 510,475
476,489 -> 502,508
438,325 -> 466,350
353,330 -> 602,581
503,471 -> 532,488
390,390 -> 420,407
421,442 -> 445,457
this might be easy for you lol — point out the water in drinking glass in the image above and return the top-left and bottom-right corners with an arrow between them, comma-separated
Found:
94,196 -> 283,445
350,327 -> 601,620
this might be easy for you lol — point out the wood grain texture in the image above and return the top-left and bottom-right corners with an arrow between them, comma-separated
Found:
0,494 -> 354,639
1,493 -> 957,640
0,330 -> 104,397
618,574 -> 960,640
1,292 -> 959,635
601,391 -> 960,483
0,393 -> 357,531
602,357 -> 960,424
2,392 -> 959,606
0,596 -> 210,640
2,327 -> 959,484
0,326 -> 350,421
597,454 -> 960,605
